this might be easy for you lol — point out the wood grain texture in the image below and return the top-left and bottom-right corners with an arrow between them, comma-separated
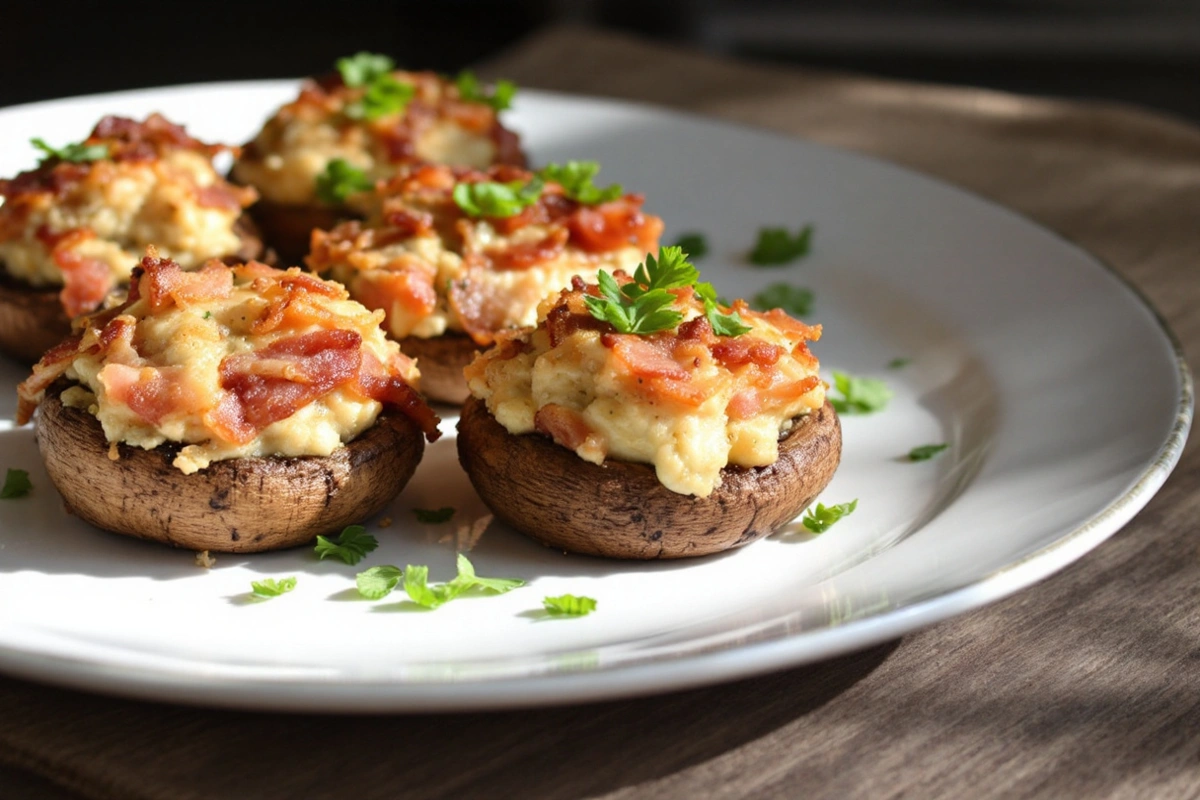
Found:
36,382 -> 425,553
1,25 -> 1199,800
458,396 -> 842,558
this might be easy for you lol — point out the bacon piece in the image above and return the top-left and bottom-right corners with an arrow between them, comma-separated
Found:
195,182 -> 257,211
139,258 -> 233,312
91,114 -> 224,162
492,124 -> 526,167
443,100 -> 494,133
355,368 -> 442,442
447,275 -> 510,346
727,390 -> 763,420
604,334 -> 689,380
55,250 -> 114,317
534,404 -> 591,450
487,228 -> 568,270
567,196 -> 663,253
382,207 -> 435,239
99,364 -> 198,425
711,338 -> 785,368
353,269 -> 438,319
15,334 -> 86,424
216,330 -> 363,444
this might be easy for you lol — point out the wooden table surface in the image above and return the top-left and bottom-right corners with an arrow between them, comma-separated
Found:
1,26 -> 1198,800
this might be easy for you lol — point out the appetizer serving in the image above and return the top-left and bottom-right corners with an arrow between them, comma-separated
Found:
231,53 -> 525,260
0,114 -> 261,362
457,247 -> 841,559
307,160 -> 664,402
16,253 -> 440,553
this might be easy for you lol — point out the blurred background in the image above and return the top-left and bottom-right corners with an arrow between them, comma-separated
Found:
2,0 -> 1198,120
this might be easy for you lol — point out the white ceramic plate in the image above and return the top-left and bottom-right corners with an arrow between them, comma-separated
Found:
0,82 -> 1190,712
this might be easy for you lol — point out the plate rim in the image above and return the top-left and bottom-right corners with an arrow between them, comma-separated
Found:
0,80 -> 1191,713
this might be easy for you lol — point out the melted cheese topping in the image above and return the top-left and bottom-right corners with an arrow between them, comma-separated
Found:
306,164 -> 663,345
231,72 -> 522,206
465,285 -> 825,497
20,257 -> 430,474
0,116 -> 255,317
0,151 -> 248,289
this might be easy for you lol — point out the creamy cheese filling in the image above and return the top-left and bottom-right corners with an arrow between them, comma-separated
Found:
232,115 -> 498,206
0,151 -> 245,289
467,301 -> 826,497
326,225 -> 650,340
59,270 -> 416,474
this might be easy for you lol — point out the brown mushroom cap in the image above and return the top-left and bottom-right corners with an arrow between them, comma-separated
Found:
36,382 -> 424,553
0,217 -> 264,363
398,332 -> 478,405
248,199 -> 347,267
457,396 -> 843,559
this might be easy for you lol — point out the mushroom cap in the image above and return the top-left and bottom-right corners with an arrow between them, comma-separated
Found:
398,332 -> 477,405
456,396 -> 842,559
36,382 -> 424,553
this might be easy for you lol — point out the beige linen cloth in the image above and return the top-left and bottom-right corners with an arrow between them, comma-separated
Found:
1,26 -> 1198,800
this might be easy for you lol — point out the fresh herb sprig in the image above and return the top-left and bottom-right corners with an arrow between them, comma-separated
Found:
314,158 -> 373,205
453,177 -> 544,218
828,371 -> 892,414
314,524 -> 378,566
455,69 -> 517,112
750,224 -> 813,266
672,232 -> 708,259
584,246 -> 751,337
335,52 -> 414,120
907,443 -> 949,462
251,577 -> 297,597
31,137 -> 108,165
538,161 -> 622,205
356,554 -> 525,609
1,468 -> 32,499
543,595 -> 597,616
802,500 -> 857,533
751,283 -> 814,317
337,52 -> 395,87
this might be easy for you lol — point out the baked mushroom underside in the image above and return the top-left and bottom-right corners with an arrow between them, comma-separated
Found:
36,381 -> 424,553
457,396 -> 843,559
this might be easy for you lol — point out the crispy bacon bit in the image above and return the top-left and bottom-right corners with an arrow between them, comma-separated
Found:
566,197 -> 663,254
727,390 -> 763,420
100,364 -> 199,425
138,256 -> 233,312
487,228 -> 568,270
15,334 -> 86,424
91,114 -> 226,162
194,182 -> 257,211
447,276 -> 509,346
383,207 -> 435,239
355,367 -> 442,442
492,124 -> 526,168
55,250 -> 114,318
534,404 -> 591,450
711,339 -> 785,368
353,269 -> 438,318
604,334 -> 689,380
216,330 -> 363,444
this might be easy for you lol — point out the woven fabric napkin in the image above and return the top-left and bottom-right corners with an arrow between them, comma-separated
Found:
1,25 -> 1198,800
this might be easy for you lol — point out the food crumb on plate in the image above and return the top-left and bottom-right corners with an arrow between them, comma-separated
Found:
194,550 -> 216,569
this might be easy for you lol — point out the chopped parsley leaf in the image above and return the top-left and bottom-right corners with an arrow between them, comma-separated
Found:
355,554 -> 524,607
344,74 -> 414,120
751,283 -> 813,317
750,224 -> 813,266
828,371 -> 892,414
671,232 -> 708,259
251,576 -> 297,597
453,177 -> 543,218
314,158 -> 374,205
314,524 -> 378,566
454,69 -> 517,111
336,52 -> 395,87
543,594 -> 597,616
413,507 -> 455,524
908,443 -> 949,462
585,246 -> 750,336
538,161 -> 622,204
1,469 -> 32,499
31,137 -> 109,165
802,500 -> 857,533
